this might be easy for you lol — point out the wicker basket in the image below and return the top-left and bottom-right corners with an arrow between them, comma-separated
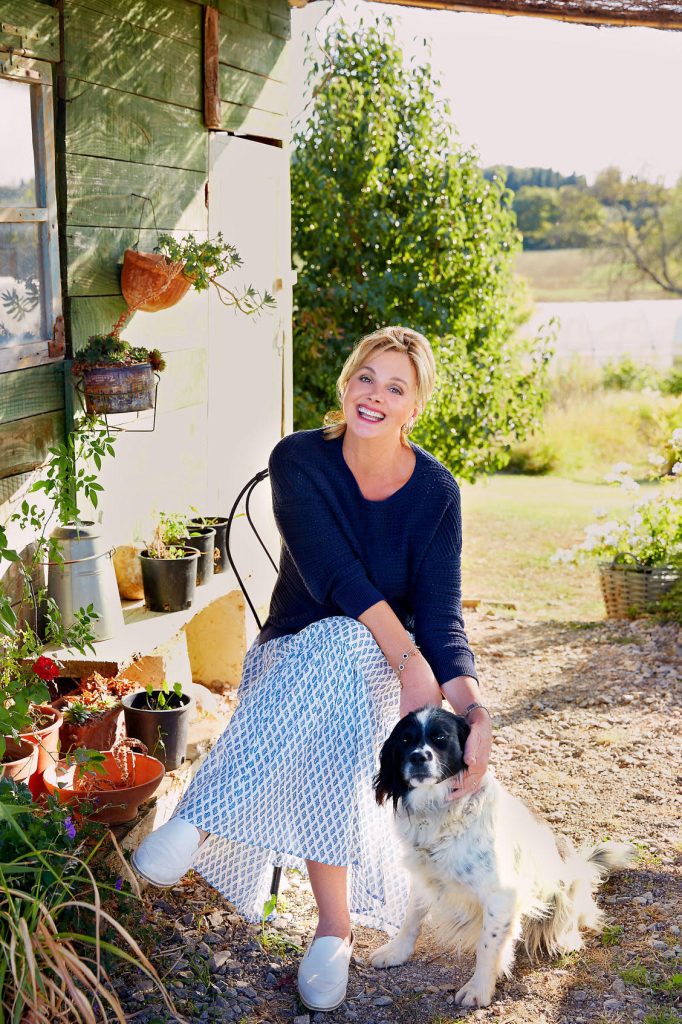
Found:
598,553 -> 681,619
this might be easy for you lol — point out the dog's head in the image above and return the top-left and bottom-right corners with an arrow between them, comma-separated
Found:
374,707 -> 470,810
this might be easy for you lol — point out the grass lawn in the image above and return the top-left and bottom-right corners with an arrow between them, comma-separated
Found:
515,248 -> 666,302
460,474 -> 659,621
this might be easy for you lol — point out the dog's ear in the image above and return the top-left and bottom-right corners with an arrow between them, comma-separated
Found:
373,731 -> 408,812
455,715 -> 471,755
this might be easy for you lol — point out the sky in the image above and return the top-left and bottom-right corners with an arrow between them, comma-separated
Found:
290,1 -> 681,186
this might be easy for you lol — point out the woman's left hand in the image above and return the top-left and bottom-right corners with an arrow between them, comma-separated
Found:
444,707 -> 492,802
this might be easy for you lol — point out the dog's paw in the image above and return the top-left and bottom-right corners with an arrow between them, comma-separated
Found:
370,940 -> 412,969
454,977 -> 495,1008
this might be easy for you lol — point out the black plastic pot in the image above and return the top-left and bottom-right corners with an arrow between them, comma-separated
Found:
122,691 -> 194,770
139,548 -> 199,612
190,517 -> 228,574
180,526 -> 216,585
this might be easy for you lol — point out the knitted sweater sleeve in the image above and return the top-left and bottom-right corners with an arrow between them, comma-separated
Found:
412,486 -> 477,686
268,439 -> 385,618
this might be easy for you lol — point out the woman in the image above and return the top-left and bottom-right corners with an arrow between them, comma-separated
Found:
132,326 -> 492,1012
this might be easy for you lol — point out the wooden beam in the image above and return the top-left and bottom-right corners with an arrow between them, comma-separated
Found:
204,5 -> 221,129
0,409 -> 65,479
368,0 -> 682,30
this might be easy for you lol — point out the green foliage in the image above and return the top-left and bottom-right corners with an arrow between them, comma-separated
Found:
291,16 -> 550,481
553,431 -> 682,568
485,166 -> 587,192
143,680 -> 184,711
595,171 -> 682,298
603,356 -> 662,392
61,694 -> 118,725
643,1011 -> 681,1024
601,923 -> 623,946
661,367 -> 682,397
72,334 -> 166,374
145,511 -> 195,559
0,780 -> 173,1022
24,416 -> 116,526
156,232 -> 275,314
620,962 -> 651,987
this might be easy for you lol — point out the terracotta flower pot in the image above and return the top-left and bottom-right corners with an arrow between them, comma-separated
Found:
58,705 -> 124,755
20,704 -> 63,797
121,249 -> 192,313
43,751 -> 165,825
0,739 -> 39,785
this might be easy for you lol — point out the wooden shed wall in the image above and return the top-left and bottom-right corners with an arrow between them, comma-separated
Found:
0,0 -> 64,518
0,0 -> 291,534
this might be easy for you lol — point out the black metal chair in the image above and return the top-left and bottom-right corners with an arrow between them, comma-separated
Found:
224,468 -> 283,896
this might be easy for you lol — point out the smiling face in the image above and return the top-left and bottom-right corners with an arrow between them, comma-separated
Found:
342,348 -> 419,444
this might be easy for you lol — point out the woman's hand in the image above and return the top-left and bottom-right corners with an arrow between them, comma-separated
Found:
399,656 -> 442,718
444,706 -> 492,802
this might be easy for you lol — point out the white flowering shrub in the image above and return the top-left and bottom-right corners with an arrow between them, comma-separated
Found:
553,431 -> 682,568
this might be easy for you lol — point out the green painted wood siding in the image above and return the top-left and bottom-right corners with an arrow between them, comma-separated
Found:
0,0 -> 63,500
62,0 -> 290,354
0,0 -> 290,509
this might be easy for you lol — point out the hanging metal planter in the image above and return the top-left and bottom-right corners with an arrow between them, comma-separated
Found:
79,362 -> 157,415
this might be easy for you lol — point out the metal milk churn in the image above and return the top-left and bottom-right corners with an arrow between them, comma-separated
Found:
47,522 -> 124,642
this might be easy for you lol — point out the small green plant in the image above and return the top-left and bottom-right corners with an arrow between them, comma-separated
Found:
643,1010 -> 681,1024
61,694 -> 119,725
72,333 -> 166,375
145,511 -> 195,559
620,961 -> 652,987
156,232 -> 275,315
602,923 -> 624,946
143,680 -> 185,711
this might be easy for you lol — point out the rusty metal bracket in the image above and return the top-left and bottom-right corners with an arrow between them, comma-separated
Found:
49,315 -> 65,358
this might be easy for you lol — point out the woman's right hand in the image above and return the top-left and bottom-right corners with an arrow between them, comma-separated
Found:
399,656 -> 442,718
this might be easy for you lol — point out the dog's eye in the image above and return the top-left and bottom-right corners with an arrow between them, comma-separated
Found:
432,734 -> 446,742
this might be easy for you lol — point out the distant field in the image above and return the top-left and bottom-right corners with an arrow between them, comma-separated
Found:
460,474 -> 658,621
515,248 -> 667,303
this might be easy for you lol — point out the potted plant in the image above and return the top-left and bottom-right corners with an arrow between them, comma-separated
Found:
190,510 -> 229,574
43,738 -> 165,825
56,670 -> 130,753
140,515 -> 200,612
158,511 -> 216,586
121,231 -> 276,315
72,309 -> 166,415
553,431 -> 682,618
122,680 -> 194,770
0,738 -> 39,784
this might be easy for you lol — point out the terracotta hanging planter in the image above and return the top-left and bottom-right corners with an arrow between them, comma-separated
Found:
121,249 -> 192,313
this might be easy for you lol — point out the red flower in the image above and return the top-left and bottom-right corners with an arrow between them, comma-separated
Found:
33,656 -> 59,682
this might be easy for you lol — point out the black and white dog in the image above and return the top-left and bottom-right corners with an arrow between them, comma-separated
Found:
372,707 -> 635,1008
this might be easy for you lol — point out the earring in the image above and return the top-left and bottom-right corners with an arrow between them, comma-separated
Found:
401,420 -> 414,434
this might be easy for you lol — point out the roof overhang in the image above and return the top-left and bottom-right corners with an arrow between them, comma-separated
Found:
293,0 -> 682,31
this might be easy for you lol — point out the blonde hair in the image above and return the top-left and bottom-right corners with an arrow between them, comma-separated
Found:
323,326 -> 436,445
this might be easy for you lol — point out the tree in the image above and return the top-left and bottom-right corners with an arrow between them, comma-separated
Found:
594,170 -> 682,297
291,17 -> 551,480
512,186 -> 561,249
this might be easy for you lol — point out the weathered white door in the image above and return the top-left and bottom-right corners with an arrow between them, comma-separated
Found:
207,134 -> 292,633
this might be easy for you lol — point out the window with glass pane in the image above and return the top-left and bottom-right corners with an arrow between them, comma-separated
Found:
0,66 -> 61,372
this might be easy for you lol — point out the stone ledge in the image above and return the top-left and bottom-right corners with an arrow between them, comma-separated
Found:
47,571 -> 247,683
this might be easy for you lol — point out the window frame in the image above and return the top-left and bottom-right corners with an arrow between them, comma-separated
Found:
0,56 -> 62,373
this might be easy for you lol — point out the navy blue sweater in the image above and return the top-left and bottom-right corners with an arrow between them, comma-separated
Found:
259,429 -> 477,685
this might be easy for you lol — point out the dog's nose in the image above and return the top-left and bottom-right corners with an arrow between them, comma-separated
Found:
409,749 -> 433,766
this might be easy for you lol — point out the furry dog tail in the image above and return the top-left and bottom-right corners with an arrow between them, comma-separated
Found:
525,839 -> 636,959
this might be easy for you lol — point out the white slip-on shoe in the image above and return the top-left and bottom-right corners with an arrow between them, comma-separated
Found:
130,817 -> 202,887
297,933 -> 355,1012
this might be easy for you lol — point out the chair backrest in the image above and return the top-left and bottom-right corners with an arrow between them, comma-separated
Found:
224,468 -> 278,631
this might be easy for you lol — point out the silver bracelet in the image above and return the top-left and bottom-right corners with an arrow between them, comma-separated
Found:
463,702 -> 491,721
395,645 -> 421,676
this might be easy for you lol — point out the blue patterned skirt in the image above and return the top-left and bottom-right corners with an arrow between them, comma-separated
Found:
175,616 -> 409,934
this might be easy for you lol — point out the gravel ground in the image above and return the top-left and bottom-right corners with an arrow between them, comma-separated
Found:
115,611 -> 681,1024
